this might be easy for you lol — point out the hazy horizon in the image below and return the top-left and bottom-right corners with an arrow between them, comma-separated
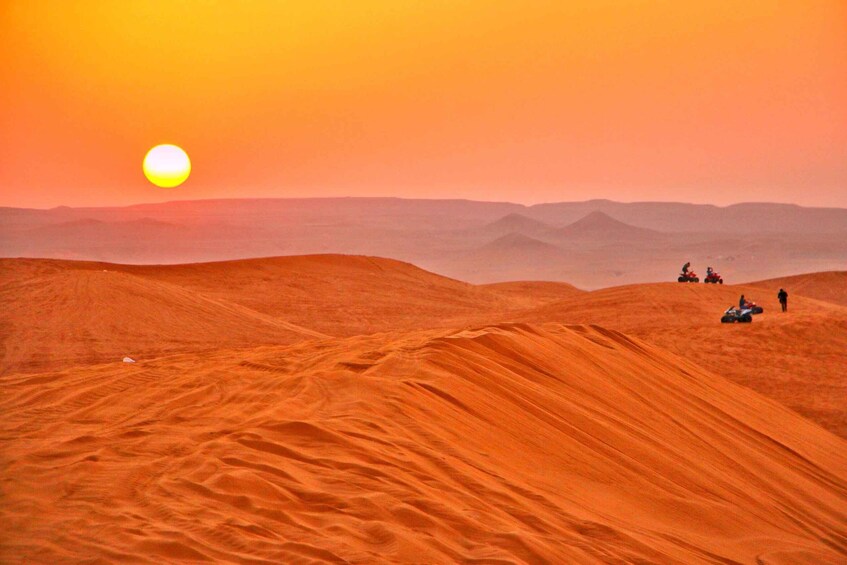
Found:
7,194 -> 847,212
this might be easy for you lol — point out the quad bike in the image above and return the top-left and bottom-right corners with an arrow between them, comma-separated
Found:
741,300 -> 764,314
721,306 -> 753,324
704,271 -> 723,284
677,271 -> 699,283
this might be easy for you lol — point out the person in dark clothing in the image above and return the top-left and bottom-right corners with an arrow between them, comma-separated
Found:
682,261 -> 690,275
739,294 -> 746,309
778,288 -> 788,312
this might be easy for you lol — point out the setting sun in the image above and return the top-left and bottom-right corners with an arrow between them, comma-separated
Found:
143,144 -> 191,188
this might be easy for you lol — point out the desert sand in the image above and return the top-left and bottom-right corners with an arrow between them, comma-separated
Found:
510,277 -> 847,437
2,256 -> 846,563
749,271 -> 847,307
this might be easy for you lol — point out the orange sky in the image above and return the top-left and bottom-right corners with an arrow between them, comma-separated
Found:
2,1 -> 845,208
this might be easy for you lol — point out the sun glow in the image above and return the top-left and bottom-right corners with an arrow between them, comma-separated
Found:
143,144 -> 191,188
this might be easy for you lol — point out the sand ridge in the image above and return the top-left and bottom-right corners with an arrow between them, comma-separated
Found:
747,271 -> 847,307
4,257 -> 846,437
2,323 -> 846,563
0,258 -> 326,375
2,256 -> 847,563
510,281 -> 847,437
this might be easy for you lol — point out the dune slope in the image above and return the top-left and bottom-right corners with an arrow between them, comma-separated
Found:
106,255 -> 551,336
1,256 -> 581,374
512,282 -> 847,437
2,324 -> 846,563
748,271 -> 847,307
0,259 -> 324,375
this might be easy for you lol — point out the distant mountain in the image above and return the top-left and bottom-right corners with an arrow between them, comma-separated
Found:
28,217 -> 182,236
477,232 -> 567,257
479,213 -> 554,237
551,211 -> 663,242
3,197 -> 846,234
524,200 -> 847,234
2,197 -> 846,288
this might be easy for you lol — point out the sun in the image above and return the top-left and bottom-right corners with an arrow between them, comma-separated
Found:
143,144 -> 191,188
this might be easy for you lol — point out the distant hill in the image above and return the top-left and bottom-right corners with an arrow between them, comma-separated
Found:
551,211 -> 663,242
476,232 -> 566,256
479,213 -> 554,237
2,198 -> 846,287
525,200 -> 847,234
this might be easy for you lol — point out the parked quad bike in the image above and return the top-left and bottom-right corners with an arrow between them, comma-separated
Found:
721,306 -> 753,324
741,300 -> 764,314
678,271 -> 699,283
704,271 -> 723,284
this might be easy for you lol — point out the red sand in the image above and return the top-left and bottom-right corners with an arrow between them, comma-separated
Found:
748,271 -> 847,307
510,278 -> 847,437
1,257 -> 846,563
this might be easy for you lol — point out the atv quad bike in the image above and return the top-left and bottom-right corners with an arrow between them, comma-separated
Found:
741,300 -> 764,314
677,271 -> 699,283
721,306 -> 753,324
704,271 -> 723,284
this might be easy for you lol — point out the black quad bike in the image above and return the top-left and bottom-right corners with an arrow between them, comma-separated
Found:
721,306 -> 753,324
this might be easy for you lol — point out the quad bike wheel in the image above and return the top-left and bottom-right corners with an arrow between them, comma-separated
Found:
740,315 -> 752,323
718,279 -> 723,284
677,277 -> 685,282
720,316 -> 734,323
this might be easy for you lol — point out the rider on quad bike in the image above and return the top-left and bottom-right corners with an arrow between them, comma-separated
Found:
677,261 -> 699,282
704,267 -> 723,284
721,305 -> 753,323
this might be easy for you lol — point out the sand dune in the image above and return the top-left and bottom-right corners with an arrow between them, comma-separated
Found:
5,257 -> 846,438
109,255 -> 556,336
511,282 -> 847,437
748,271 -> 847,307
0,256 -> 573,375
2,323 -> 846,563
0,258 -> 324,375
479,280 -> 585,308
3,255 -> 846,563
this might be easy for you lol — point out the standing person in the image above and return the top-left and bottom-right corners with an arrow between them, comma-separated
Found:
682,261 -> 690,275
739,294 -> 746,309
778,288 -> 788,312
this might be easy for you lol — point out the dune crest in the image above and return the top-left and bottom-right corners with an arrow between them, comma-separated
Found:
748,271 -> 847,307
0,256 -> 560,375
511,281 -> 847,437
2,324 -> 846,563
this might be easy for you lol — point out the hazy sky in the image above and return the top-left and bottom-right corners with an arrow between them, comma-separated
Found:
2,1 -> 845,208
